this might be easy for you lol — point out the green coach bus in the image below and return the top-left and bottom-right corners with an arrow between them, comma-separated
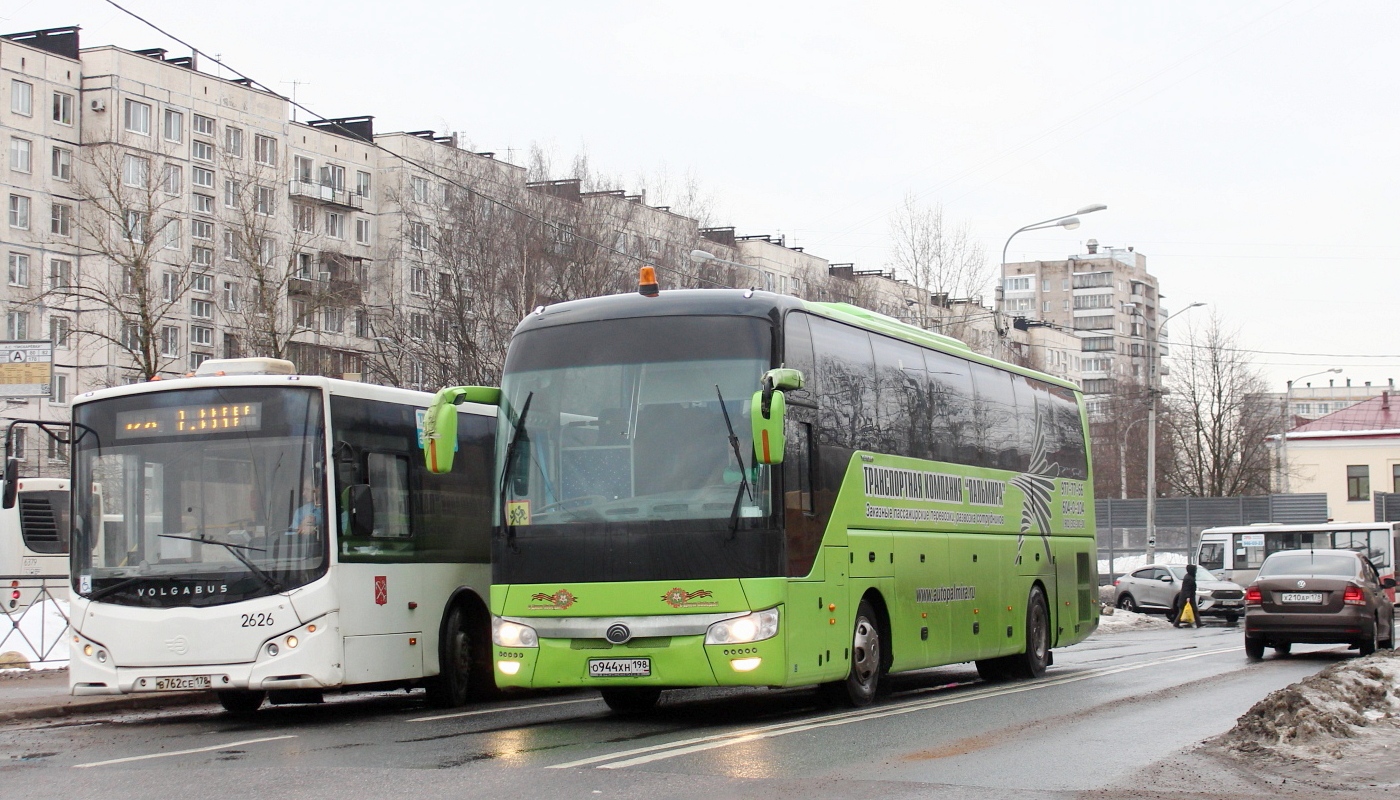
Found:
426,282 -> 1098,711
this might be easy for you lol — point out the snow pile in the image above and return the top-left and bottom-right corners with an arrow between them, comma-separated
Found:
1216,650 -> 1400,759
1098,551 -> 1189,578
0,598 -> 70,671
1094,606 -> 1172,633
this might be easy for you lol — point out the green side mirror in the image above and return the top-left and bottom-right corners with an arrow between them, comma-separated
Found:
751,388 -> 786,465
422,385 -> 498,473
765,368 -> 804,392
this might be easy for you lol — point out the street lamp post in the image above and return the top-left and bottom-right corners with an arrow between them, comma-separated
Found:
1119,416 -> 1148,500
690,249 -> 766,290
1279,368 -> 1342,493
1144,302 -> 1205,564
996,204 -> 1108,340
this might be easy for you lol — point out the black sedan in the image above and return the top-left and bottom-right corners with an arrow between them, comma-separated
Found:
1244,549 -> 1397,659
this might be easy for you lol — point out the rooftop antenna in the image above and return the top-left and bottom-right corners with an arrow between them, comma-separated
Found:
281,81 -> 311,122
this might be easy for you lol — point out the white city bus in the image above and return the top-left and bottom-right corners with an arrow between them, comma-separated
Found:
1196,522 -> 1399,599
56,358 -> 499,713
0,476 -> 70,610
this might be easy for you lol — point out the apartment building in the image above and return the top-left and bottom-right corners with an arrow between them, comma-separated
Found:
1001,239 -> 1162,414
1266,377 -> 1398,425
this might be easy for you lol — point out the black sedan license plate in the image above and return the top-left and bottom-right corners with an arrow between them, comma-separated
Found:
153,675 -> 211,691
588,658 -> 650,677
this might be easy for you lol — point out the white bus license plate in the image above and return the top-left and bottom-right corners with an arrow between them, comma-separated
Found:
1280,592 -> 1323,604
588,658 -> 651,677
153,675 -> 211,691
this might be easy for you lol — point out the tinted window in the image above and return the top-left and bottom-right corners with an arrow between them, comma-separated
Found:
1045,384 -> 1089,479
810,316 -> 878,451
925,346 -> 977,465
970,362 -> 1023,471
1258,553 -> 1359,578
782,312 -> 816,407
872,333 -> 930,459
1131,568 -> 1153,579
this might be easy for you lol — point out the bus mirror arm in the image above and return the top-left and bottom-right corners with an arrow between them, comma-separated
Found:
347,484 -> 374,539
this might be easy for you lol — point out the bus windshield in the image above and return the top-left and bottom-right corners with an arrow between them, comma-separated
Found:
498,315 -> 773,528
71,386 -> 328,607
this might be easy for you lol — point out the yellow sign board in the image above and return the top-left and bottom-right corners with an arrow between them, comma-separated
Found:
0,342 -> 52,397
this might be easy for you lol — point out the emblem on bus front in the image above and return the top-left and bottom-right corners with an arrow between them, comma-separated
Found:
529,589 -> 576,610
374,576 -> 388,605
166,636 -> 189,655
662,588 -> 716,608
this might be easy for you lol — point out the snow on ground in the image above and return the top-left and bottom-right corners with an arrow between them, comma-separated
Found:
1213,649 -> 1400,761
1098,551 -> 1189,579
1093,606 -> 1173,633
0,598 -> 69,670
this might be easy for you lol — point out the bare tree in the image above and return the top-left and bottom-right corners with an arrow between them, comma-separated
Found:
887,193 -> 994,340
56,144 -> 196,381
1162,313 -> 1279,497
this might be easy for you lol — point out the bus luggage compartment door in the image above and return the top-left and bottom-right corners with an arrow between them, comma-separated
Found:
342,633 -> 424,685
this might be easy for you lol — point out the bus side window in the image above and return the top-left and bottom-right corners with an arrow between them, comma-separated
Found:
366,453 -> 411,538
1198,542 -> 1225,572
784,420 -> 813,515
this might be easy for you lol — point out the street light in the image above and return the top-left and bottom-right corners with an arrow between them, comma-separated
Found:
1119,415 -> 1148,501
690,249 -> 766,289
1144,301 -> 1205,564
1279,368 -> 1342,493
996,204 -> 1109,340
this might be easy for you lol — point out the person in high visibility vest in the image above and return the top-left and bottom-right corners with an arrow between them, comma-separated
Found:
1172,563 -> 1202,628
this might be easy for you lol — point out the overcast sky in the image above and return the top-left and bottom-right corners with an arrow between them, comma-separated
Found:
13,0 -> 1398,392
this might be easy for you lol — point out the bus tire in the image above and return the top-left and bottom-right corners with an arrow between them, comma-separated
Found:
600,687 -> 662,714
426,603 -> 476,708
1005,586 -> 1051,680
974,657 -> 1011,682
216,689 -> 266,715
828,599 -> 883,707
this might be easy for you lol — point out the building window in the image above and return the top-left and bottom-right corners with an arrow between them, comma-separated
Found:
193,193 -> 214,215
224,178 -> 242,208
256,185 -> 276,216
224,126 -> 243,158
120,322 -> 139,351
293,155 -> 313,183
6,309 -> 29,340
254,134 -> 277,166
9,195 -> 30,230
293,299 -> 312,329
294,252 -> 313,279
326,212 -> 344,239
223,333 -> 240,359
124,211 -> 144,242
161,108 -> 183,142
412,176 -> 430,203
222,281 -> 239,311
356,170 -> 371,198
51,204 -> 72,237
123,154 -> 148,188
52,147 -> 72,181
257,237 -> 275,266
1004,276 -> 1032,292
193,114 -> 215,136
11,80 -> 33,116
50,315 -> 71,348
410,267 -> 429,295
123,99 -> 151,135
50,374 -> 68,406
11,428 -> 23,461
188,352 -> 210,371
49,259 -> 71,289
163,164 -> 182,195
10,137 -> 31,173
408,221 -> 428,250
191,272 -> 212,293
322,164 -> 345,191
162,218 -> 181,250
1042,301 -> 1051,312
410,313 -> 428,340
161,271 -> 179,301
191,325 -> 213,347
292,203 -> 314,233
1394,464 -> 1400,495
323,306 -> 344,333
192,167 -> 214,190
161,325 -> 180,358
191,140 -> 214,162
191,219 -> 213,241
9,253 -> 29,287
223,230 -> 239,261
355,218 -> 370,245
1348,465 -> 1370,502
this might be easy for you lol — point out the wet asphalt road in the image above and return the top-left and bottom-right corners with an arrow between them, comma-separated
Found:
0,624 -> 1357,799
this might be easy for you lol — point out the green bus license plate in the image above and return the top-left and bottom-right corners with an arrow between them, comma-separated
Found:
153,675 -> 211,691
1280,592 -> 1323,604
588,658 -> 651,677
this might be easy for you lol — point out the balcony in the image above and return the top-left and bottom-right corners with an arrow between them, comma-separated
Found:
288,255 -> 367,305
289,180 -> 364,210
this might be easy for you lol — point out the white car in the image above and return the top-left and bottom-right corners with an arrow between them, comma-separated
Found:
1113,564 -> 1246,623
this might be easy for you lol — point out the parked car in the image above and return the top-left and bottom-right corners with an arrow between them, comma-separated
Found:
1244,549 -> 1397,660
1113,564 -> 1247,623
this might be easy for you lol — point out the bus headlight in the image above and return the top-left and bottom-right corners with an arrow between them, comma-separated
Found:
492,618 -> 538,648
705,608 -> 779,645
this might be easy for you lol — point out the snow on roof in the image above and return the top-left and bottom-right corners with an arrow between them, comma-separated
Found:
1288,392 -> 1400,438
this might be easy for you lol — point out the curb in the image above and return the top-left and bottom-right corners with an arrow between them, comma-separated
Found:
0,690 -> 217,723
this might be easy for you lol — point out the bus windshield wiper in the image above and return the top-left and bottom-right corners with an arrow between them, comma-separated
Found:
716,385 -> 754,540
158,533 -> 282,592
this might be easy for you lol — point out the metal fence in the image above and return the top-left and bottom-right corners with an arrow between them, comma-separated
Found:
1,575 -> 70,668
1095,494 -> 1329,581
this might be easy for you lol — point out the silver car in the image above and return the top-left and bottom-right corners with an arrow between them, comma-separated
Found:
1113,564 -> 1247,623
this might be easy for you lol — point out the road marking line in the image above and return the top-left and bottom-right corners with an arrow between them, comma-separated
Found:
72,735 -> 297,769
409,696 -> 601,723
552,646 -> 1238,770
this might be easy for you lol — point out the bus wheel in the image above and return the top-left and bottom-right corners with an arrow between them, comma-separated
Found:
426,603 -> 475,708
828,599 -> 882,707
1006,586 -> 1051,679
600,687 -> 662,714
974,657 -> 1011,682
216,690 -> 266,715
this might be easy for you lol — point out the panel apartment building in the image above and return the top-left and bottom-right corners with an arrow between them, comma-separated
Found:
1001,239 -> 1162,415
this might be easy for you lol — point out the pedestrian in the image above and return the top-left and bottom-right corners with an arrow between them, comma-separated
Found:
1172,564 -> 1202,628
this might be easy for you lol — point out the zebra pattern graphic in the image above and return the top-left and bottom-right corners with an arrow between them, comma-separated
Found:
1010,416 -> 1058,566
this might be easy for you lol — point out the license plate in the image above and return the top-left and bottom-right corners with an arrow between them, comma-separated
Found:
152,675 -> 211,691
588,658 -> 651,677
1280,592 -> 1323,604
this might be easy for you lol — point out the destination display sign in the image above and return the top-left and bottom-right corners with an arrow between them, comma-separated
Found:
115,402 -> 263,439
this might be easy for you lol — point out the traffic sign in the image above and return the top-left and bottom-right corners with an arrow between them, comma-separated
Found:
0,341 -> 53,398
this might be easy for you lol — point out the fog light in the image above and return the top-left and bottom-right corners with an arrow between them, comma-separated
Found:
730,657 -> 762,672
498,660 -> 521,676
285,635 -> 299,648
267,642 -> 279,656
83,644 -> 93,657
96,650 -> 107,663
307,624 -> 317,633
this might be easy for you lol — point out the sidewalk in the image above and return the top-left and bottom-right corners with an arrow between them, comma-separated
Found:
0,668 -> 215,722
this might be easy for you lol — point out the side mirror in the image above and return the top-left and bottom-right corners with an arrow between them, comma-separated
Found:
2,457 -> 18,510
423,385 -> 498,473
765,368 -> 804,392
1383,577 -> 1397,590
750,389 -> 786,465
1159,575 -> 1174,583
347,484 -> 374,538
